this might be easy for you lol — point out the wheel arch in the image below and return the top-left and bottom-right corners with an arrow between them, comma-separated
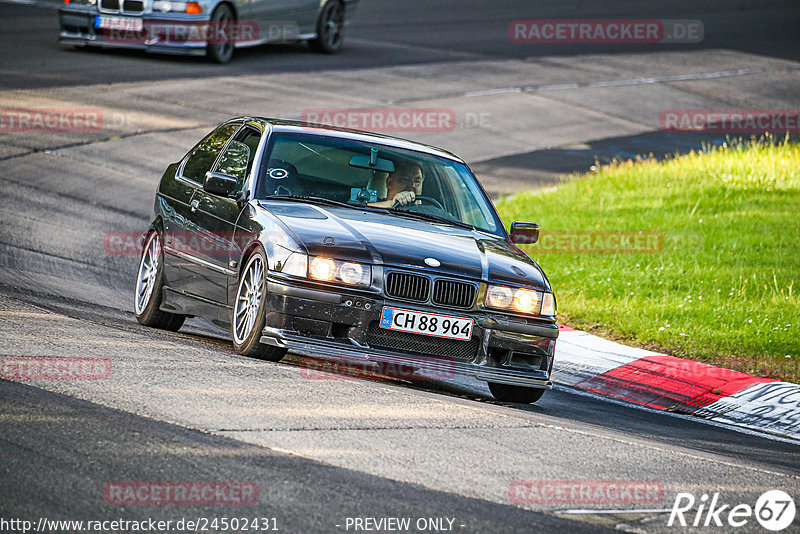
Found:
210,0 -> 238,19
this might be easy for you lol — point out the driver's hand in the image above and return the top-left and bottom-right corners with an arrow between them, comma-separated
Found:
393,191 -> 416,205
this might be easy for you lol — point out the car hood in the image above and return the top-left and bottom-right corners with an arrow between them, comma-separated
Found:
258,201 -> 549,290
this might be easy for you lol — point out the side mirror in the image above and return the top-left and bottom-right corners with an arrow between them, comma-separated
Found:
510,221 -> 539,244
203,171 -> 238,197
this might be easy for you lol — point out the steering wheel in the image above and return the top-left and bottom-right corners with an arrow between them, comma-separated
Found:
392,195 -> 445,211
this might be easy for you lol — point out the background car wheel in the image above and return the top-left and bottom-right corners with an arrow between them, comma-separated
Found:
232,249 -> 287,361
488,382 -> 546,404
134,230 -> 185,331
206,4 -> 235,64
309,1 -> 344,53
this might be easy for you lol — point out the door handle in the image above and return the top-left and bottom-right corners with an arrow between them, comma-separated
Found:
190,199 -> 199,213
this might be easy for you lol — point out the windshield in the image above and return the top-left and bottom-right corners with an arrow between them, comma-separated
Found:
255,133 -> 504,236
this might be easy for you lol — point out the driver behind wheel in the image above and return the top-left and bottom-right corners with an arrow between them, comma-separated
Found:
369,161 -> 424,208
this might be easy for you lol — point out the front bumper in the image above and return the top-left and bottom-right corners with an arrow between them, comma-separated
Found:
59,8 -> 211,55
260,276 -> 558,389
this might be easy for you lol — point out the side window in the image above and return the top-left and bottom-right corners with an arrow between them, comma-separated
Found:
182,123 -> 240,183
214,127 -> 261,190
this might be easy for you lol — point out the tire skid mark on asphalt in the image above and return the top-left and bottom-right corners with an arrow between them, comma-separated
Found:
0,125 -> 205,163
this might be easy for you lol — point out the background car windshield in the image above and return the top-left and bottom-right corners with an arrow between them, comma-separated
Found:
256,133 -> 503,236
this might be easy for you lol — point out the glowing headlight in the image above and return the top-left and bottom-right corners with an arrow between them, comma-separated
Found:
513,289 -> 539,314
310,257 -> 336,281
305,257 -> 371,288
485,285 -> 556,317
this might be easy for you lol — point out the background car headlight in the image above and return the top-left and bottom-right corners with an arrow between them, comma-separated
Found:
485,284 -> 555,317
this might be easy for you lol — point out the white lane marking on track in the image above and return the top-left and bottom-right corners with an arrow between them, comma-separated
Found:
465,67 -> 766,97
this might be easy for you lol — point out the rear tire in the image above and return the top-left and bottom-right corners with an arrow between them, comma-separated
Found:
488,382 -> 546,404
309,1 -> 344,53
134,230 -> 185,331
206,4 -> 235,64
232,249 -> 287,361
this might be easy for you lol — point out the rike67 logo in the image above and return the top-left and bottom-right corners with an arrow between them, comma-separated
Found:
669,490 -> 795,531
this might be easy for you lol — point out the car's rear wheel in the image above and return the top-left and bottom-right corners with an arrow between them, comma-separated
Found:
207,4 -> 235,64
488,382 -> 546,404
134,230 -> 185,331
309,1 -> 344,53
232,249 -> 287,361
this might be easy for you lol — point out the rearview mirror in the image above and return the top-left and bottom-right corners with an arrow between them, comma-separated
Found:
203,171 -> 238,197
510,221 -> 539,244
349,147 -> 395,173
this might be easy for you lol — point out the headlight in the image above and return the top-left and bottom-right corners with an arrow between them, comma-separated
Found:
153,0 -> 201,12
485,284 -> 556,317
280,253 -> 307,278
310,257 -> 335,281
282,255 -> 370,288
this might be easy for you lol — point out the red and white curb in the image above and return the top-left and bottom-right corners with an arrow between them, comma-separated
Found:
553,325 -> 800,440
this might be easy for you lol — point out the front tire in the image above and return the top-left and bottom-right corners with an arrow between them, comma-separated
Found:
232,249 -> 287,361
206,4 -> 235,64
309,1 -> 345,53
488,382 -> 546,404
134,230 -> 185,331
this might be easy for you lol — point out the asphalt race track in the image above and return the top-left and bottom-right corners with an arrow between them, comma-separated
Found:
1,1 -> 799,532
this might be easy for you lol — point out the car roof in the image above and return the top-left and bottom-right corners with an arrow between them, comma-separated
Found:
241,117 -> 466,163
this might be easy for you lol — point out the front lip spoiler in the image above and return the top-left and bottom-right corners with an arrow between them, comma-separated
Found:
260,327 -> 554,390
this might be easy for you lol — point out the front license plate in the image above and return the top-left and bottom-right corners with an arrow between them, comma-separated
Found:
95,15 -> 143,31
380,307 -> 473,341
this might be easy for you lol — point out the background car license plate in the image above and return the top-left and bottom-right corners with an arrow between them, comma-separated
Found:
380,307 -> 473,341
95,15 -> 143,31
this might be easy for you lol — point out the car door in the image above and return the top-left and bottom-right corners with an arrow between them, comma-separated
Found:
164,121 -> 241,298
250,0 -> 317,41
185,124 -> 262,304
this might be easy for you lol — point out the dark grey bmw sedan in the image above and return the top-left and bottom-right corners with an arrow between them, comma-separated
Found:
135,118 -> 558,403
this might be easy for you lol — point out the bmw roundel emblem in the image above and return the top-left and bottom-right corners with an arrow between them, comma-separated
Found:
424,258 -> 441,267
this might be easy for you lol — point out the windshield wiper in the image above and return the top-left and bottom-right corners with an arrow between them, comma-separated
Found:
385,208 -> 477,231
260,195 -> 358,210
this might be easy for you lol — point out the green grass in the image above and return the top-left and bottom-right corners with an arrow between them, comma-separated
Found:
496,135 -> 800,382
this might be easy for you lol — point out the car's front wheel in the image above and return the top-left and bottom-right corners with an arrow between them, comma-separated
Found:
207,4 -> 235,63
232,249 -> 287,361
134,230 -> 185,331
309,1 -> 345,53
488,382 -> 546,404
